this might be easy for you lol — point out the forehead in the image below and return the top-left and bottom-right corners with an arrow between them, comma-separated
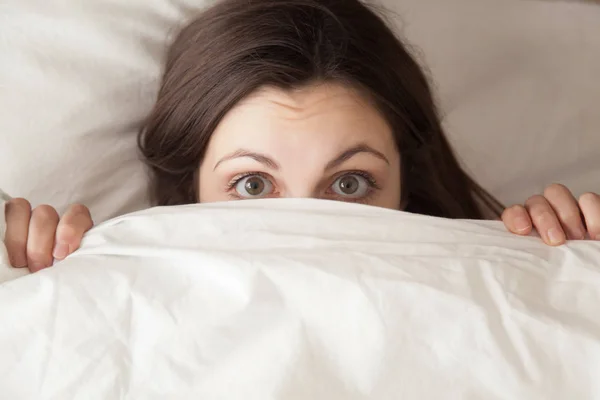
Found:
208,83 -> 396,154
241,83 -> 368,116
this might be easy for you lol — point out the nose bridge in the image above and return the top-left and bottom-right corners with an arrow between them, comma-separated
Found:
282,179 -> 319,199
279,165 -> 322,199
276,133 -> 326,199
283,188 -> 316,199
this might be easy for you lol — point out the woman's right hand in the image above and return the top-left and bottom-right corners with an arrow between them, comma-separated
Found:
3,199 -> 93,272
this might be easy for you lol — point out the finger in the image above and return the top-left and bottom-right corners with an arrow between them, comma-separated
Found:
543,184 -> 586,240
579,192 -> 600,240
53,204 -> 93,260
525,195 -> 566,246
27,205 -> 60,272
501,204 -> 533,235
4,198 -> 32,268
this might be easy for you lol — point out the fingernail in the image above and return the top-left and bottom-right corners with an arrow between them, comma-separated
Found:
53,243 -> 70,260
573,228 -> 586,240
514,217 -> 531,233
29,262 -> 47,272
9,259 -> 27,269
548,228 -> 565,245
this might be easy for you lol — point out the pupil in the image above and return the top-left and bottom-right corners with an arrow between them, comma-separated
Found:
340,176 -> 359,194
245,177 -> 264,195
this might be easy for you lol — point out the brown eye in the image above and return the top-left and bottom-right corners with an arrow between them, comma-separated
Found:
332,174 -> 369,198
235,175 -> 273,198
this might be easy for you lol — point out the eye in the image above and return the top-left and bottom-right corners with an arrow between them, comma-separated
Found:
331,174 -> 370,198
235,174 -> 273,198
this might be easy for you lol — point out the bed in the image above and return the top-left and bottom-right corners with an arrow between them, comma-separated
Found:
1,0 -> 599,398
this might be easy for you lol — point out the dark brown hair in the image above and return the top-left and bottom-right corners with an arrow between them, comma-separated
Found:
139,0 -> 504,219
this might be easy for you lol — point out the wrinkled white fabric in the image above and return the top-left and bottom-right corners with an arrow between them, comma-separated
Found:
1,199 -> 599,399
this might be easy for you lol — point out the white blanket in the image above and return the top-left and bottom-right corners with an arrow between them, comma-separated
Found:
1,199 -> 599,399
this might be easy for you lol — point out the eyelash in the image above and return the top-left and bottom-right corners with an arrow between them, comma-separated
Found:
330,170 -> 380,204
226,171 -> 271,190
225,170 -> 381,203
225,171 -> 275,200
338,170 -> 380,190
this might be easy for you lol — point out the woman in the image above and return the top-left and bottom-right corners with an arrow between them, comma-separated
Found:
4,0 -> 599,272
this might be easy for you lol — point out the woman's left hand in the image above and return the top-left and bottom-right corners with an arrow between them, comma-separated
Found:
502,184 -> 600,246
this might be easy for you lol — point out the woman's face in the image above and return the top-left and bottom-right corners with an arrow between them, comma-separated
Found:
198,83 -> 402,209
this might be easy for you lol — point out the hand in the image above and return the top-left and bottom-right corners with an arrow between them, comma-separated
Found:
4,199 -> 94,272
502,184 -> 600,246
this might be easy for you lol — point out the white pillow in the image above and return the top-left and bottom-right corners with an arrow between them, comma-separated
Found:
0,0 -> 598,222
390,0 -> 600,204
0,0 -> 212,222
1,199 -> 600,397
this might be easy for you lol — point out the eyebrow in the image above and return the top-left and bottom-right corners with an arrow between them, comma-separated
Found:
213,149 -> 280,171
324,144 -> 390,171
213,143 -> 389,171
